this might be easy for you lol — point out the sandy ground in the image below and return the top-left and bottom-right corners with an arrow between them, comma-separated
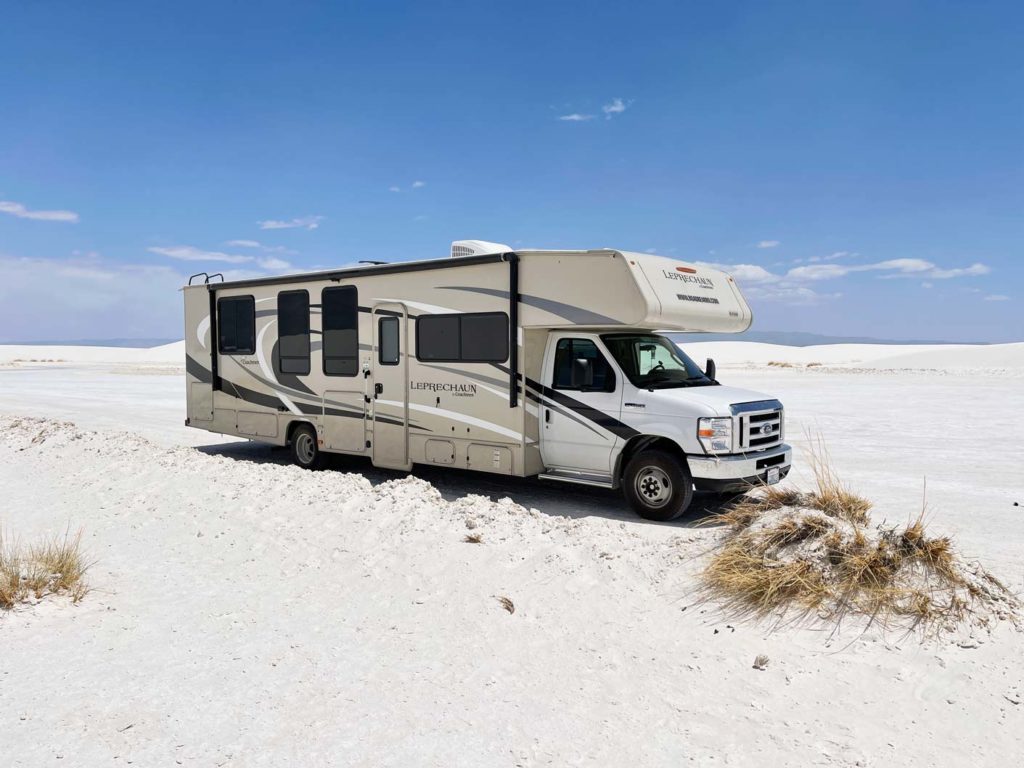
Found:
2,342 -> 1023,766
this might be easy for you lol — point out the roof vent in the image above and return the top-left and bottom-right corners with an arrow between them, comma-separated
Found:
451,239 -> 512,258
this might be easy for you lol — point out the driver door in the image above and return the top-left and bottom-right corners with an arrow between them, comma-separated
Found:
539,335 -> 622,474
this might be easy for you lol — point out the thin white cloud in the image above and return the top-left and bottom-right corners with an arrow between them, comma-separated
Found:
223,239 -> 296,255
602,98 -> 629,119
745,284 -> 842,306
924,263 -> 990,279
696,261 -> 833,304
258,215 -> 323,230
558,113 -> 595,122
0,200 -> 79,223
698,254 -> 989,306
698,262 -> 780,285
756,240 -> 780,249
807,251 -> 852,263
411,180 -> 426,189
984,294 -> 1009,302
0,252 -> 187,341
786,258 -> 986,282
388,186 -> 401,192
148,245 -> 253,264
258,257 -> 292,271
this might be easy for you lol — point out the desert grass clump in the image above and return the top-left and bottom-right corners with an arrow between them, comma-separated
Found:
699,444 -> 1020,636
767,361 -> 796,368
0,528 -> 89,609
495,596 -> 515,614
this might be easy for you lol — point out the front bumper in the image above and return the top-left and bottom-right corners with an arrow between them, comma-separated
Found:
689,443 -> 792,492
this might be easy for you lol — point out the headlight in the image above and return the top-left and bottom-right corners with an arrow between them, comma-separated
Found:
698,417 -> 732,453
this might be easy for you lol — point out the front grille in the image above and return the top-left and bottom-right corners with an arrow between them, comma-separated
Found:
736,404 -> 783,450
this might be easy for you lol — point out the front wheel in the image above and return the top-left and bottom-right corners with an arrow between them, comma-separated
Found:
623,450 -> 693,521
290,423 -> 325,470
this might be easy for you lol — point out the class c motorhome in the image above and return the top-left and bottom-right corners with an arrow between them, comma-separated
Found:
183,240 -> 791,520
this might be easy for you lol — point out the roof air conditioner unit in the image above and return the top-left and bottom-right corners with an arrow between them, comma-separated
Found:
450,239 -> 512,258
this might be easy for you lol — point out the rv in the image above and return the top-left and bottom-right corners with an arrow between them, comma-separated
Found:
183,240 -> 791,521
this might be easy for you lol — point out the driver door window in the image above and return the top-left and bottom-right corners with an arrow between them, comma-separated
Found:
553,338 -> 615,392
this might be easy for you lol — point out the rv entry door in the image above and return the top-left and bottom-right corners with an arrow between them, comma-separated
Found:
370,302 -> 411,470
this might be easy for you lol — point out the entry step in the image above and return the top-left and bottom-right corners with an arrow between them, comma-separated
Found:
538,469 -> 615,489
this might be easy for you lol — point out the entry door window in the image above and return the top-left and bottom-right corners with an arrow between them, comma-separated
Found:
379,316 -> 399,365
552,339 -> 616,392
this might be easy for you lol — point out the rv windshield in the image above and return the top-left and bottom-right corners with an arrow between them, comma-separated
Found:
601,334 -> 714,389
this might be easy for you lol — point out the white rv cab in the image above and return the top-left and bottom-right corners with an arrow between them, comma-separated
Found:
182,241 -> 790,521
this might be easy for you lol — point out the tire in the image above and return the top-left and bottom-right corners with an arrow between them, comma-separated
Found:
622,449 -> 693,522
290,423 -> 325,470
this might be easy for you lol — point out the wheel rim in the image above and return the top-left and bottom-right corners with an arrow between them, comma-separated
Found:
295,432 -> 316,465
635,466 -> 672,509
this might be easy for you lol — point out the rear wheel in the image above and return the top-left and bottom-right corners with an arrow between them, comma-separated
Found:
623,450 -> 693,521
290,423 -> 325,470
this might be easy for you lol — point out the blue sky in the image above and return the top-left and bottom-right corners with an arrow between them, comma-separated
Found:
1,0 -> 1021,343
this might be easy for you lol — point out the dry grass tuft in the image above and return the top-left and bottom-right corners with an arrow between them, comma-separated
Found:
463,533 -> 483,544
767,361 -> 796,368
700,443 -> 1020,637
496,596 -> 515,615
0,528 -> 90,609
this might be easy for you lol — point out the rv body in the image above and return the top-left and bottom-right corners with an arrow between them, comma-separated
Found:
183,243 -> 791,520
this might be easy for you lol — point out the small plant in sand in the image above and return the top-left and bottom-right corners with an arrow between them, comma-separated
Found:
0,528 -> 89,609
767,361 -> 796,368
700,442 -> 1020,637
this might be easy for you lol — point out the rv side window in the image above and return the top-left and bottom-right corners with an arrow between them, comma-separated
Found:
416,315 -> 460,361
416,312 -> 508,363
217,295 -> 256,355
378,316 -> 399,365
277,290 -> 310,375
460,314 -> 509,362
322,286 -> 359,376
553,338 -> 616,392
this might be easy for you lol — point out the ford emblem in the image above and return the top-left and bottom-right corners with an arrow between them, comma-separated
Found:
760,424 -> 774,435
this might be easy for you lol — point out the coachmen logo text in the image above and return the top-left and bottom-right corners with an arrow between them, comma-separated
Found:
662,270 -> 714,288
411,381 -> 477,397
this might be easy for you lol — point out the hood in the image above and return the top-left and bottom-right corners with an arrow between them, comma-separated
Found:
631,385 -> 777,417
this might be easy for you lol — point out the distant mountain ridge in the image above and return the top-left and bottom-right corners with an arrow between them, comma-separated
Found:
670,330 -> 983,347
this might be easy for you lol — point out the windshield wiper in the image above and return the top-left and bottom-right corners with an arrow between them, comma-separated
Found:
646,380 -> 694,389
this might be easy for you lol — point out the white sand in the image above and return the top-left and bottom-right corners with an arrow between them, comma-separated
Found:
2,342 -> 1023,765
0,341 -> 185,365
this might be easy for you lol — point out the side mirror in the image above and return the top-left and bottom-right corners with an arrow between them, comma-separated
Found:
571,357 -> 595,389
705,358 -> 717,381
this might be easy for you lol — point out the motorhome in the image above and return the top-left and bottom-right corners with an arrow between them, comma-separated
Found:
183,240 -> 791,521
